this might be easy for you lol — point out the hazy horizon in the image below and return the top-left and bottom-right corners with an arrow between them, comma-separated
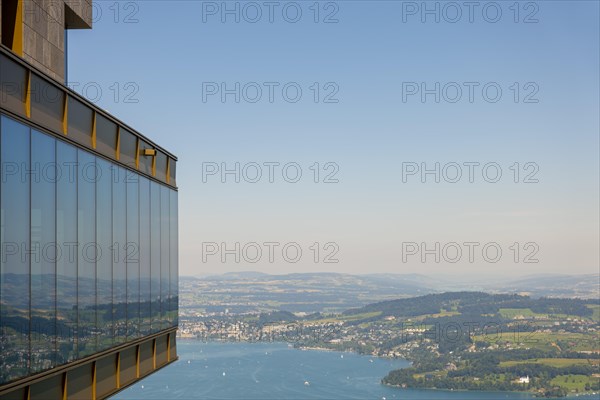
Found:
68,1 -> 599,277
182,269 -> 599,279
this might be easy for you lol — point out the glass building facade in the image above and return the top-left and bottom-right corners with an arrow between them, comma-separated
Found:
1,5 -> 178,398
0,114 -> 179,385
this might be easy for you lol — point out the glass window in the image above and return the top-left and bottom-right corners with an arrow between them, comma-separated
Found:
155,151 -> 167,182
0,113 -> 177,384
160,185 -> 170,330
0,54 -> 28,117
170,190 -> 178,327
96,158 -> 113,351
119,129 -> 137,170
138,141 -> 153,175
67,96 -> 93,148
139,177 -> 151,335
169,159 -> 176,187
150,182 -> 161,333
112,165 -> 127,344
30,130 -> 57,374
0,115 -> 31,383
95,114 -> 117,159
30,74 -> 64,134
77,150 -> 97,357
56,141 -> 78,364
126,170 -> 140,340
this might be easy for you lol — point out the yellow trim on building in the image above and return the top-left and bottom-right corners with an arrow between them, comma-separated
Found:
25,70 -> 31,118
115,126 -> 121,160
13,0 -> 24,56
91,111 -> 97,148
62,96 -> 68,135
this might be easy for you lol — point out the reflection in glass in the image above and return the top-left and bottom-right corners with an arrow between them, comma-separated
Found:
67,97 -> 93,147
56,141 -> 78,364
150,182 -> 161,332
139,177 -> 151,335
160,185 -> 170,330
170,191 -> 179,327
96,158 -> 114,351
31,130 -> 57,374
30,75 -> 64,133
95,114 -> 118,158
78,150 -> 97,357
0,116 -> 31,383
119,129 -> 137,169
0,114 -> 178,385
127,171 -> 140,339
113,166 -> 127,344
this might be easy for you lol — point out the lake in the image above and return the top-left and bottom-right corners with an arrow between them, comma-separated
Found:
114,341 -> 538,399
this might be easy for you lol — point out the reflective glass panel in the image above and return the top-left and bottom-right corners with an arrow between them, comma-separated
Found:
126,170 -> 140,339
112,166 -> 127,344
0,115 -> 31,383
0,54 -> 27,117
170,190 -> 178,327
30,75 -> 64,133
155,152 -> 167,182
30,130 -> 57,374
95,114 -> 117,159
77,150 -> 96,357
119,129 -> 137,170
96,157 -> 113,351
67,97 -> 93,147
56,141 -> 78,364
139,177 -> 151,335
150,182 -> 161,332
160,185 -> 170,330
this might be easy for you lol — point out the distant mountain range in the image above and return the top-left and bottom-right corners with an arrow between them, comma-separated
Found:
180,271 -> 598,315
193,271 -> 599,298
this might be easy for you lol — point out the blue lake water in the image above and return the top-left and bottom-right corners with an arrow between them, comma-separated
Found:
114,341 -> 539,399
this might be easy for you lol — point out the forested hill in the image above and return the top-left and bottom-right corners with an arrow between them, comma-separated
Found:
343,292 -> 596,319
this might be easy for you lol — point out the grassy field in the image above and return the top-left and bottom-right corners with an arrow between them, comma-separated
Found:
413,370 -> 448,379
305,311 -> 382,325
499,308 -> 542,319
412,311 -> 461,321
588,304 -> 600,322
550,374 -> 599,392
473,331 -> 598,352
499,358 -> 599,368
498,307 -> 593,321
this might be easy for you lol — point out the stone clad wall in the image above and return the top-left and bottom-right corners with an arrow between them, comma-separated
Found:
1,0 -> 92,82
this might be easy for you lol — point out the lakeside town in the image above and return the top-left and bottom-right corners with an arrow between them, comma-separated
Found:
177,284 -> 600,398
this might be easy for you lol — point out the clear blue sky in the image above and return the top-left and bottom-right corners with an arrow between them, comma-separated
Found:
68,1 -> 599,277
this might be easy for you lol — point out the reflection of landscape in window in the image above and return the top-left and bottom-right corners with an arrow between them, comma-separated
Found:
0,115 -> 178,385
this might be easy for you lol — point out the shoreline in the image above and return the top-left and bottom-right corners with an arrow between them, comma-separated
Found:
382,383 -> 599,399
382,382 -> 532,395
177,339 -> 597,398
